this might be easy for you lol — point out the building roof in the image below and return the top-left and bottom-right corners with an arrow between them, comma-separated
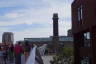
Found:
24,36 -> 73,42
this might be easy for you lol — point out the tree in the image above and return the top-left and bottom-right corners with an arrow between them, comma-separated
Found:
50,46 -> 74,64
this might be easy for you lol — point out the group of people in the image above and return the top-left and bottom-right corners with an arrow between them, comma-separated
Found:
0,43 -> 14,64
0,41 -> 31,64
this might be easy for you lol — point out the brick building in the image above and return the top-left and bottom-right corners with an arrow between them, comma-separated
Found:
72,0 -> 96,64
52,13 -> 59,53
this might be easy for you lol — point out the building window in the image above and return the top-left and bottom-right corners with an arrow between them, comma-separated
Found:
84,32 -> 90,47
81,57 -> 91,64
78,5 -> 83,21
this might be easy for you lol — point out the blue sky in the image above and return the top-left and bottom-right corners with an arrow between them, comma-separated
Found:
0,0 -> 73,43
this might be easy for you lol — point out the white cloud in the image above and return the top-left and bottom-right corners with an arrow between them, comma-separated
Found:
0,21 -> 25,26
0,28 -> 11,32
14,26 -> 52,42
4,12 -> 23,19
0,0 -> 73,42
13,20 -> 71,42
0,5 -> 71,26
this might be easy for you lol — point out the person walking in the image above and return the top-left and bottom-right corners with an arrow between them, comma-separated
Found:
14,42 -> 22,64
21,53 -> 25,64
3,44 -> 8,64
24,41 -> 31,62
8,44 -> 14,63
0,46 -> 3,64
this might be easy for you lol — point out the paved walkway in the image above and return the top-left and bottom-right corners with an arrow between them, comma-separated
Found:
0,58 -> 15,64
42,55 -> 54,64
